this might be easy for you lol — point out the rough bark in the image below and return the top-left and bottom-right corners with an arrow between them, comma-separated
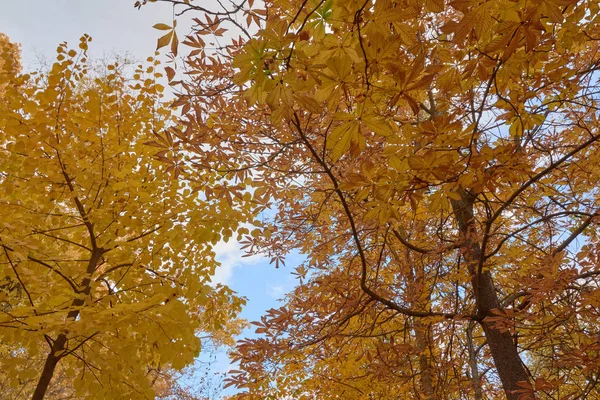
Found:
31,248 -> 103,400
451,189 -> 529,400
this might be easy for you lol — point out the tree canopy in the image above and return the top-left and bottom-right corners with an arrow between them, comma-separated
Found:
141,0 -> 600,399
4,0 -> 600,398
0,33 -> 21,96
0,35 -> 249,399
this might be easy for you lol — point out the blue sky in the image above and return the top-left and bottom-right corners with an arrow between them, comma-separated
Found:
1,1 -> 300,396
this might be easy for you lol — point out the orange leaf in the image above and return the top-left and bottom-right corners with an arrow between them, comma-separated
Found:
171,31 -> 179,56
156,31 -> 173,50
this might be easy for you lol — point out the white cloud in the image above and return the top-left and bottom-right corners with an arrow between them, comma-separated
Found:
210,239 -> 264,286
266,283 -> 286,300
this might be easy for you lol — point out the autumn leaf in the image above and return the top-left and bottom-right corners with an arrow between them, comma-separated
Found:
144,0 -> 600,398
157,30 -> 173,50
0,35 -> 249,400
153,23 -> 172,30
165,65 -> 176,81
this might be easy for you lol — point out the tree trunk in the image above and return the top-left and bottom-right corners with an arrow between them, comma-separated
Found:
451,189 -> 530,400
31,248 -> 102,400
31,334 -> 67,400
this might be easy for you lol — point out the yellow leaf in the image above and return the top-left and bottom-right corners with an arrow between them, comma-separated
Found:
153,23 -> 172,30
328,120 -> 359,162
362,116 -> 394,136
326,55 -> 352,81
293,93 -> 322,114
425,0 -> 444,13
157,31 -> 173,50
392,22 -> 416,45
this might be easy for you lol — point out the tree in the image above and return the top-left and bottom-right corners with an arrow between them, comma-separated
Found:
0,33 -> 21,97
0,34 -> 251,399
145,0 -> 600,398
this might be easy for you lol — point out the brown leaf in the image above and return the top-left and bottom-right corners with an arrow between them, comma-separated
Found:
165,66 -> 175,82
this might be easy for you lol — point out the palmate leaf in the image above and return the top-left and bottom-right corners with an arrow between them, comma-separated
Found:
328,120 -> 360,162
143,0 -> 600,398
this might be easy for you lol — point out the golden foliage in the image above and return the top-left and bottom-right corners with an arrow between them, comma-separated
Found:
0,34 -> 249,399
145,0 -> 600,399
0,33 -> 21,97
